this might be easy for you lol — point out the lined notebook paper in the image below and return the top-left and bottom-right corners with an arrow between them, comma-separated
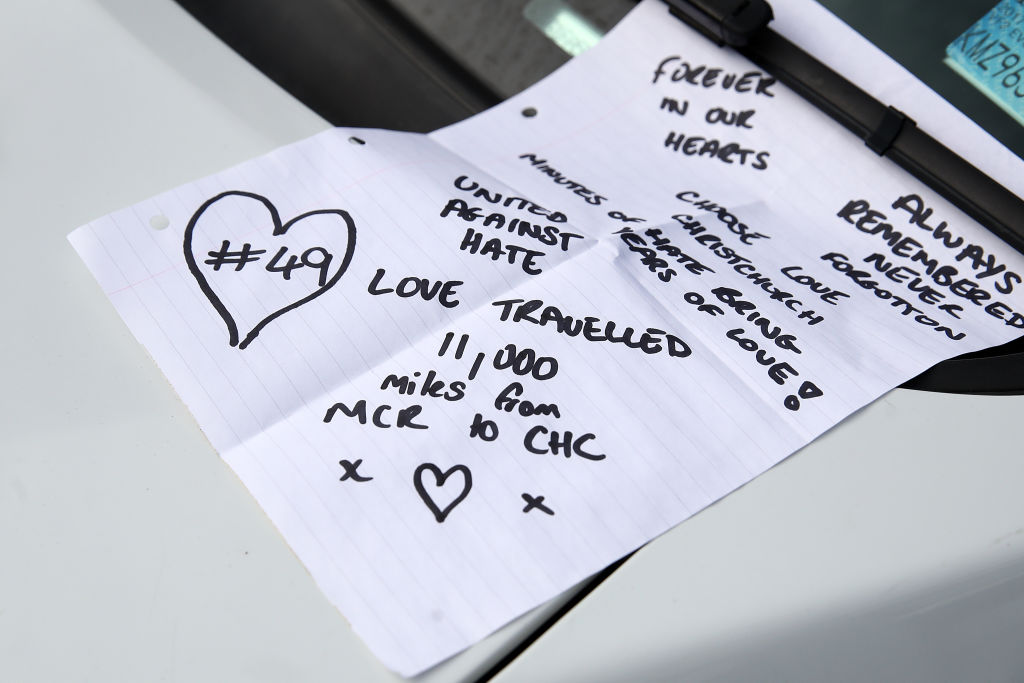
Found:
69,0 -> 1024,675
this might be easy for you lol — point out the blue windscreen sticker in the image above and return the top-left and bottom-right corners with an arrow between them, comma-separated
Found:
946,0 -> 1024,126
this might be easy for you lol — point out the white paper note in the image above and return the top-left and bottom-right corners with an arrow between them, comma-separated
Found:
69,0 -> 1024,675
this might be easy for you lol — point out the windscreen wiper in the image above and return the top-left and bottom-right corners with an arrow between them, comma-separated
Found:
662,0 -> 1024,256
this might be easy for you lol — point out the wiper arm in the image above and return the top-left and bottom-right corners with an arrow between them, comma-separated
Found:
662,0 -> 1024,256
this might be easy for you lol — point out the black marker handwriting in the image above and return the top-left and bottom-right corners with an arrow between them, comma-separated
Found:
492,344 -> 559,380
339,459 -> 373,482
468,413 -> 499,442
452,175 -> 567,223
459,228 -> 545,275
779,266 -> 850,305
440,198 -> 584,252
652,57 -> 776,97
618,227 -> 715,283
671,214 -> 825,326
437,332 -> 487,381
819,252 -> 970,339
517,154 -> 607,205
438,332 -> 470,359
660,97 -> 689,116
324,399 -> 429,429
380,370 -> 465,401
681,293 -> 824,409
204,240 -> 266,270
704,106 -> 756,128
836,197 -> 1022,328
608,210 -> 646,224
368,267 -> 462,308
491,298 -> 691,358
724,328 -> 800,386
494,382 -> 561,418
675,190 -> 771,244
183,191 -> 356,349
784,380 -> 824,412
521,493 -> 554,515
414,463 -> 472,523
710,287 -> 803,354
524,426 -> 605,461
663,132 -> 770,170
851,194 -> 1021,294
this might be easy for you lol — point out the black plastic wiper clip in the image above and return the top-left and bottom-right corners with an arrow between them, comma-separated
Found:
663,0 -> 773,46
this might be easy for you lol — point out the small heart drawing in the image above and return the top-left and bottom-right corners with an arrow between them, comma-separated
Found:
183,190 -> 357,349
414,463 -> 473,523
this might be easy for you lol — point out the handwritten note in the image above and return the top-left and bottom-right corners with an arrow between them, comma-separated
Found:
68,0 -> 1024,675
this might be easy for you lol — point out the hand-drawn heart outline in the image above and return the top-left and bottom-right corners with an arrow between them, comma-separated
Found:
413,463 -> 473,523
183,190 -> 357,350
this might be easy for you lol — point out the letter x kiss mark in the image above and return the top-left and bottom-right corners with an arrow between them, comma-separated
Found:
339,459 -> 372,482
521,493 -> 554,515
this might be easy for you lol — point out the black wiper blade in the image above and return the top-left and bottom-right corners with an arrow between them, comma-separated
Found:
661,0 -> 1024,255
663,0 -> 773,46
